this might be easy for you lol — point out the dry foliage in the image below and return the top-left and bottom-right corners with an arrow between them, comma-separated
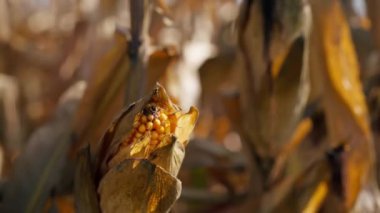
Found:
1,0 -> 380,212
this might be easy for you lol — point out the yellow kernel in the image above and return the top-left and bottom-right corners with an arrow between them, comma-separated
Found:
158,126 -> 165,133
151,131 -> 159,139
153,119 -> 161,129
151,140 -> 158,145
148,115 -> 154,121
160,113 -> 168,121
141,115 -> 148,123
146,122 -> 153,130
135,132 -> 142,138
138,125 -> 146,133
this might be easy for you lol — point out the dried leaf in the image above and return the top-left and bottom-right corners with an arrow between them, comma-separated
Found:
1,82 -> 85,213
0,0 -> 10,42
0,74 -> 22,153
72,32 -> 128,153
366,0 -> 380,50
146,46 -> 178,91
149,137 -> 185,176
310,0 -> 375,209
75,147 -> 101,213
239,0 -> 311,157
98,159 -> 181,213
174,106 -> 198,146
303,181 -> 328,213
270,118 -> 313,182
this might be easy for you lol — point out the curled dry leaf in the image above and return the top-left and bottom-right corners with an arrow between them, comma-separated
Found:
239,0 -> 311,157
146,46 -> 178,92
76,84 -> 198,213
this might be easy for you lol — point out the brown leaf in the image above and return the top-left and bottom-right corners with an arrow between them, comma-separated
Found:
98,159 -> 181,213
310,0 -> 375,209
146,46 -> 178,91
74,147 -> 101,213
71,32 -> 128,154
239,0 -> 311,157
1,82 -> 85,213
366,0 -> 380,50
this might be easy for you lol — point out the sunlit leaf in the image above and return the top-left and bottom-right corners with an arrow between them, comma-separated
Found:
310,0 -> 375,209
146,46 -> 178,91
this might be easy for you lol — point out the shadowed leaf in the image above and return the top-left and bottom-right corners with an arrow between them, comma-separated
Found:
1,82 -> 85,213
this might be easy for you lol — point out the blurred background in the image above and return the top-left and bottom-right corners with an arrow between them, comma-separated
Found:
1,0 -> 380,212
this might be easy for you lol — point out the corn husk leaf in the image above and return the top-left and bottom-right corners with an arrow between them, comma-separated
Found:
74,147 -> 100,213
98,159 -> 181,213
95,84 -> 198,212
149,136 -> 185,177
72,32 -> 128,154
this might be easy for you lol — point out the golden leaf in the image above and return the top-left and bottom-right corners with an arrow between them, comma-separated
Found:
310,0 -> 374,209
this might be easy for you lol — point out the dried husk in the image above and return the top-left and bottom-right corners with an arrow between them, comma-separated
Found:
76,84 -> 198,213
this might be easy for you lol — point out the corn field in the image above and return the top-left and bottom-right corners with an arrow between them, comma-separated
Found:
1,0 -> 380,212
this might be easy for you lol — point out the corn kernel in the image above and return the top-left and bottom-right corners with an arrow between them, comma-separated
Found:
146,122 -> 153,130
136,132 -> 142,138
141,115 -> 148,123
151,131 -> 159,139
148,115 -> 154,121
153,119 -> 161,129
138,124 -> 146,133
158,126 -> 165,133
160,113 -> 168,121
